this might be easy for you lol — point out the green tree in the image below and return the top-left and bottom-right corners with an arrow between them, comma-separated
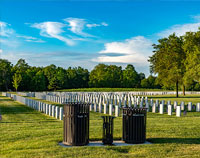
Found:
0,59 -> 13,91
89,64 -> 122,88
183,30 -> 200,86
13,59 -> 30,91
32,70 -> 46,91
89,64 -> 108,88
12,73 -> 22,91
48,76 -> 60,91
141,75 -> 161,89
149,34 -> 185,97
75,67 -> 89,88
122,64 -> 140,88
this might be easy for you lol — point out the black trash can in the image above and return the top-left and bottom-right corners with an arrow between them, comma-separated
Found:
101,116 -> 115,145
63,102 -> 89,146
122,108 -> 147,144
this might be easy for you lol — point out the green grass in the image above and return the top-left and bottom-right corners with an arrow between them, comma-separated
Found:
148,94 -> 200,105
58,88 -> 166,92
1,95 -> 200,158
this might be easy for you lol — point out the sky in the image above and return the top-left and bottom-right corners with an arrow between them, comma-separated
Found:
1,0 -> 200,76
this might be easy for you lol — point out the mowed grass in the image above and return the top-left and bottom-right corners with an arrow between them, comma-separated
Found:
148,94 -> 200,105
1,96 -> 200,158
58,88 -> 166,92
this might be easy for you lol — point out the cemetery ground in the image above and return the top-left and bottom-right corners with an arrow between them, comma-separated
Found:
1,95 -> 200,158
58,88 -> 166,92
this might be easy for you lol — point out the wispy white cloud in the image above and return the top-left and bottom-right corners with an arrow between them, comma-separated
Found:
157,22 -> 200,37
86,22 -> 108,28
0,49 -> 3,53
16,35 -> 45,43
64,18 -> 93,37
31,22 -> 75,46
93,36 -> 153,65
64,17 -> 108,37
0,21 -> 14,37
30,18 -> 108,45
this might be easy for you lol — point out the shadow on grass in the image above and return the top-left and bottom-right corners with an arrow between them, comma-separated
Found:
148,138 -> 200,144
0,120 -> 60,123
0,99 -> 13,102
106,147 -> 130,153
0,105 -> 35,114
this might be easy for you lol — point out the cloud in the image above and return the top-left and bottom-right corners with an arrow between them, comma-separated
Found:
31,22 -> 75,46
64,18 -> 93,37
64,17 -> 108,36
93,36 -> 153,65
0,21 -> 14,37
0,49 -> 2,53
86,22 -> 108,28
30,18 -> 108,45
1,50 -> 96,71
16,35 -> 45,43
157,22 -> 200,37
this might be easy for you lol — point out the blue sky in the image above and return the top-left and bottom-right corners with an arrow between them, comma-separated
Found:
1,0 -> 200,76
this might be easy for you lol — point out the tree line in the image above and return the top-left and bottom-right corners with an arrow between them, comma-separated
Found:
0,59 -> 161,91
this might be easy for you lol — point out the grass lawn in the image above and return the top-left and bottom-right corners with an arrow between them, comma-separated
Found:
1,95 -> 200,158
148,94 -> 200,105
57,88 -> 166,92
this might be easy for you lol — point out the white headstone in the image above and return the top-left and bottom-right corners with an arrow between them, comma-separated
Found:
176,106 -> 181,117
152,103 -> 157,113
196,103 -> 200,112
59,107 -> 63,120
52,105 -> 55,117
109,104 -> 113,115
188,102 -> 192,111
104,103 -> 107,114
115,105 -> 119,117
181,102 -> 184,111
94,103 -> 97,112
46,104 -> 49,115
168,105 -> 172,115
99,102 -> 102,113
56,106 -> 59,119
159,104 -> 164,114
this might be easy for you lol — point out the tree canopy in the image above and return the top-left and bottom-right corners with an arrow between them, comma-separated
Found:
149,34 -> 186,97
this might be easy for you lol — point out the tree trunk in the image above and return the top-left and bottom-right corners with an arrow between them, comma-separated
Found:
176,80 -> 179,98
183,85 -> 185,96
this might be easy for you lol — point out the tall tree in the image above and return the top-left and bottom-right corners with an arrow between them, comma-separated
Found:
89,64 -> 122,88
12,73 -> 22,91
0,59 -> 13,91
13,59 -> 30,91
149,34 -> 186,97
32,70 -> 46,91
89,64 -> 109,88
183,30 -> 200,86
141,75 -> 161,89
122,64 -> 140,88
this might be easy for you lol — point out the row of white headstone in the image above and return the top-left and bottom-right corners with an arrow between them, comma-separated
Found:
2,93 -> 63,120
38,91 -> 200,97
2,92 -> 200,118
42,93 -> 200,117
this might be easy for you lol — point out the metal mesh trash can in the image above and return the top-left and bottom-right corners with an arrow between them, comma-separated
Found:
63,102 -> 89,146
122,108 -> 147,144
101,116 -> 115,145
